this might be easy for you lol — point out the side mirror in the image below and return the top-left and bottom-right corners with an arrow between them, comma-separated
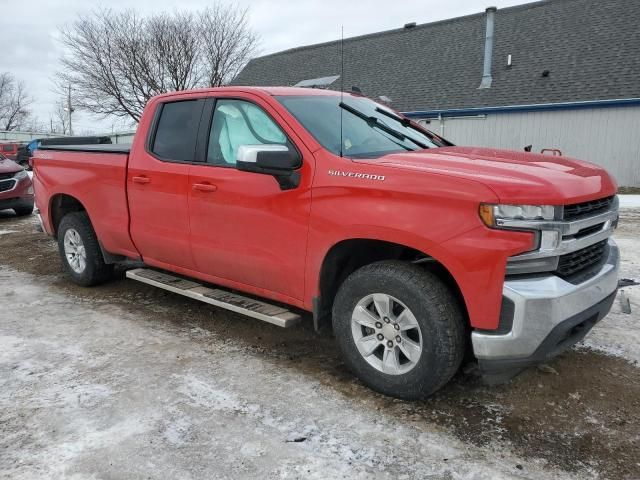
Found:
236,145 -> 302,190
236,145 -> 300,171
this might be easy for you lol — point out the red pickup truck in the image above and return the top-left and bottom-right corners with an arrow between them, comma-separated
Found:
33,87 -> 620,399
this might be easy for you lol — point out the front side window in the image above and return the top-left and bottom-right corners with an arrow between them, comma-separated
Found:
2,145 -> 13,152
207,99 -> 287,166
151,100 -> 203,161
277,95 -> 448,158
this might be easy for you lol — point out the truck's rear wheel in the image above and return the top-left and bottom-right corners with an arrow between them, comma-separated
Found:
57,212 -> 114,286
332,260 -> 465,400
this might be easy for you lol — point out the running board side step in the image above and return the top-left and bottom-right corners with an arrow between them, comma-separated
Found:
126,268 -> 301,328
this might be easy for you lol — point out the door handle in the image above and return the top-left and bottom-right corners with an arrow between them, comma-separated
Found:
192,183 -> 217,193
132,176 -> 150,185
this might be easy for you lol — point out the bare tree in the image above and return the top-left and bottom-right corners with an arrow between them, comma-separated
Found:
147,12 -> 204,92
199,6 -> 257,87
0,73 -> 32,131
21,116 -> 48,134
58,10 -> 157,122
57,6 -> 258,123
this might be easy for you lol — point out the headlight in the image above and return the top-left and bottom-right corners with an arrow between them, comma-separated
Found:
13,170 -> 28,180
479,203 -> 556,228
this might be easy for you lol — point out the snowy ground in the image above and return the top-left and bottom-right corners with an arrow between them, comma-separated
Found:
619,194 -> 640,209
580,235 -> 640,363
0,208 -> 639,479
0,267 -> 582,480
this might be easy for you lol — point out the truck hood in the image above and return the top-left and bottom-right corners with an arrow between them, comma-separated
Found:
0,158 -> 22,174
361,146 -> 617,204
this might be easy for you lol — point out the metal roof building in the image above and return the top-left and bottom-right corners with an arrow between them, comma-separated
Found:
233,0 -> 640,186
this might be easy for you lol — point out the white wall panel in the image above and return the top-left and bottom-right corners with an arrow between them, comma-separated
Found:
419,106 -> 640,186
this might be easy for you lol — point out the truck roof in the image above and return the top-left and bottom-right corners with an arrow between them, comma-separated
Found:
239,86 -> 344,96
152,86 -> 345,101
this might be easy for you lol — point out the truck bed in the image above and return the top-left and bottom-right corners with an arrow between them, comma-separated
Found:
33,147 -> 139,260
39,144 -> 131,154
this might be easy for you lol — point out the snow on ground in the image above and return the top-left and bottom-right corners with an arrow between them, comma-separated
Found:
619,194 -> 640,209
0,266 -> 585,480
1,207 -> 639,479
579,235 -> 640,364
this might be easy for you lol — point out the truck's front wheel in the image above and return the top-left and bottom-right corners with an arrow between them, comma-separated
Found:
57,212 -> 114,286
332,261 -> 465,400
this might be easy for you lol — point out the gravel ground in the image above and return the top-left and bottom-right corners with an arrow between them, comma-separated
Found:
0,208 -> 639,480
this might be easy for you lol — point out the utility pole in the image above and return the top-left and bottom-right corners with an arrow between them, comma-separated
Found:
65,84 -> 74,136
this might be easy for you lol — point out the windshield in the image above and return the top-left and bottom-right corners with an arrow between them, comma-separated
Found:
276,95 -> 449,158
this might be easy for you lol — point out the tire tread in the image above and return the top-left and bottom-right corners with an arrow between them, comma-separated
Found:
332,260 -> 465,399
58,212 -> 114,286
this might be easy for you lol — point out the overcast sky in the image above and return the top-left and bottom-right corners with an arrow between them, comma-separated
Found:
4,0 -> 530,133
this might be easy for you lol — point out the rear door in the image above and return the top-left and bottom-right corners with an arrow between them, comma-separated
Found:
128,98 -> 205,270
187,94 -> 314,302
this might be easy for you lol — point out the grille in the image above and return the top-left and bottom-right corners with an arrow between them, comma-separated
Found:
0,179 -> 16,192
556,240 -> 607,277
0,172 -> 14,180
572,223 -> 604,239
563,196 -> 614,221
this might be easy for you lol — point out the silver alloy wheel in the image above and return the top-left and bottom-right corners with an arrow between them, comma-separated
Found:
350,293 -> 423,375
63,228 -> 87,274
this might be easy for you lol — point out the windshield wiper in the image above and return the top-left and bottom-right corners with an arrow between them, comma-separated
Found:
374,107 -> 444,145
375,107 -> 412,127
339,102 -> 428,150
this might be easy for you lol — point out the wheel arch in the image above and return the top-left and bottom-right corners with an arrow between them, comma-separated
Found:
49,193 -> 87,238
313,238 -> 469,332
49,193 -> 124,264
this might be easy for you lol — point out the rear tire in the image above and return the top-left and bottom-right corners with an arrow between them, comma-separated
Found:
57,212 -> 114,286
332,260 -> 465,400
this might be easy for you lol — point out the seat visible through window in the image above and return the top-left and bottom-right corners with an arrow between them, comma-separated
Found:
207,100 -> 287,166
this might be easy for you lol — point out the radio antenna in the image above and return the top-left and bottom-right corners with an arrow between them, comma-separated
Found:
339,25 -> 344,158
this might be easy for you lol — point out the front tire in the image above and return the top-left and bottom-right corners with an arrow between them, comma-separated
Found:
332,260 -> 465,400
57,212 -> 114,286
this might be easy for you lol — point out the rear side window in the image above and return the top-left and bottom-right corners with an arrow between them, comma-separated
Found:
2,145 -> 13,152
151,100 -> 203,161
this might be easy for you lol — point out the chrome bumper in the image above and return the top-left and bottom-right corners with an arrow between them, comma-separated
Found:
472,238 -> 619,361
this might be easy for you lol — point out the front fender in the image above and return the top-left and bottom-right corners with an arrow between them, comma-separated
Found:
305,221 -> 532,331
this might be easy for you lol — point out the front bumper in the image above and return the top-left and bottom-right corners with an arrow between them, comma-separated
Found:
0,175 -> 34,211
472,238 -> 619,382
0,197 -> 34,211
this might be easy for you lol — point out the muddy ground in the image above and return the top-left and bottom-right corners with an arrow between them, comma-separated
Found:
0,208 -> 639,479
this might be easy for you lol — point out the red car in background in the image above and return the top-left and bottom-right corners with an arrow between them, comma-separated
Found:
0,153 -> 34,216
0,143 -> 21,161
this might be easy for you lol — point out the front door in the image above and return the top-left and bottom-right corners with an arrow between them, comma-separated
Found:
188,95 -> 313,303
